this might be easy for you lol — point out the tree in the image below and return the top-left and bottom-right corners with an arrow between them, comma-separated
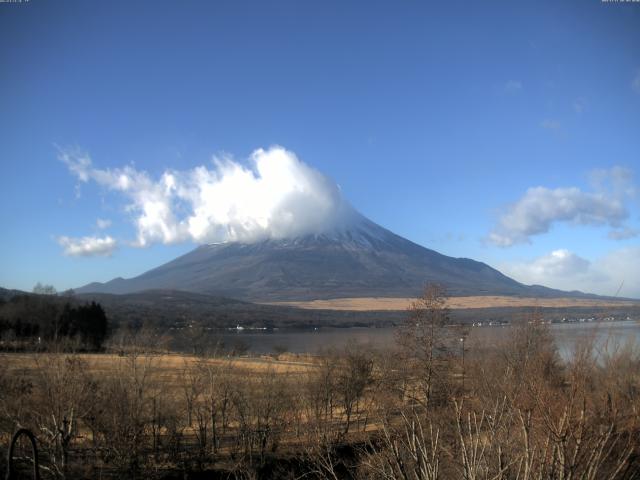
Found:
32,353 -> 96,475
336,346 -> 373,435
396,283 -> 454,407
32,282 -> 57,295
58,301 -> 109,350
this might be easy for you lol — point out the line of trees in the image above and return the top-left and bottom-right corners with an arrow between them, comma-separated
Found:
0,293 -> 110,351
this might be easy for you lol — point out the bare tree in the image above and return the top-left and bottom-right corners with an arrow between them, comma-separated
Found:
361,407 -> 441,480
31,351 -> 95,476
85,346 -> 156,475
199,356 -> 234,453
303,350 -> 340,447
397,283 -> 454,408
335,346 -> 373,436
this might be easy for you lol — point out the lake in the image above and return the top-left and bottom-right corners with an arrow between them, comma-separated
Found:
217,320 -> 640,360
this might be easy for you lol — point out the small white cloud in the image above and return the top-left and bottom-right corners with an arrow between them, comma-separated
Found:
58,235 -> 117,257
536,249 -> 590,276
540,119 -> 562,131
505,249 -> 590,280
58,147 -> 92,182
96,218 -> 111,229
501,247 -> 640,298
504,80 -> 523,93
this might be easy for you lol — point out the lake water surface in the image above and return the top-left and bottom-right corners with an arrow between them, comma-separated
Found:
219,320 -> 640,360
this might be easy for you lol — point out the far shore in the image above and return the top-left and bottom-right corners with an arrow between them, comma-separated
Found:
266,295 -> 640,311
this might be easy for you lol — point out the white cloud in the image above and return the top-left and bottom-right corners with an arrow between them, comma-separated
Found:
489,167 -> 635,247
96,218 -> 111,229
504,80 -> 523,93
502,249 -> 590,282
58,235 -> 117,257
59,148 -> 92,181
500,247 -> 640,298
59,146 -> 353,248
60,147 -> 181,247
489,187 -> 627,246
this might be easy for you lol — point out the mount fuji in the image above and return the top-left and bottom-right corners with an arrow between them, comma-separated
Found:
76,211 -> 589,301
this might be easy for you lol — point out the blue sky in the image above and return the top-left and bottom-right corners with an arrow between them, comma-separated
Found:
1,0 -> 639,297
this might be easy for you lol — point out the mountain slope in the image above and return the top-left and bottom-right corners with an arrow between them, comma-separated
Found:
77,214 -> 584,301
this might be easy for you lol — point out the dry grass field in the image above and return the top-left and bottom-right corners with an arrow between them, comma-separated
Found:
0,349 -> 331,478
0,351 -> 317,381
267,295 -> 640,311
2,316 -> 640,479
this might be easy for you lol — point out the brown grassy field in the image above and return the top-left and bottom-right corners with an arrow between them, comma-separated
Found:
2,319 -> 640,479
0,351 -> 317,379
267,295 -> 640,311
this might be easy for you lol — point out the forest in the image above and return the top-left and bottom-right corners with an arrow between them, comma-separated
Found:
0,293 -> 109,351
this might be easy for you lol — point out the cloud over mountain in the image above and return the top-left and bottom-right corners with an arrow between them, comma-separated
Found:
59,146 -> 352,250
